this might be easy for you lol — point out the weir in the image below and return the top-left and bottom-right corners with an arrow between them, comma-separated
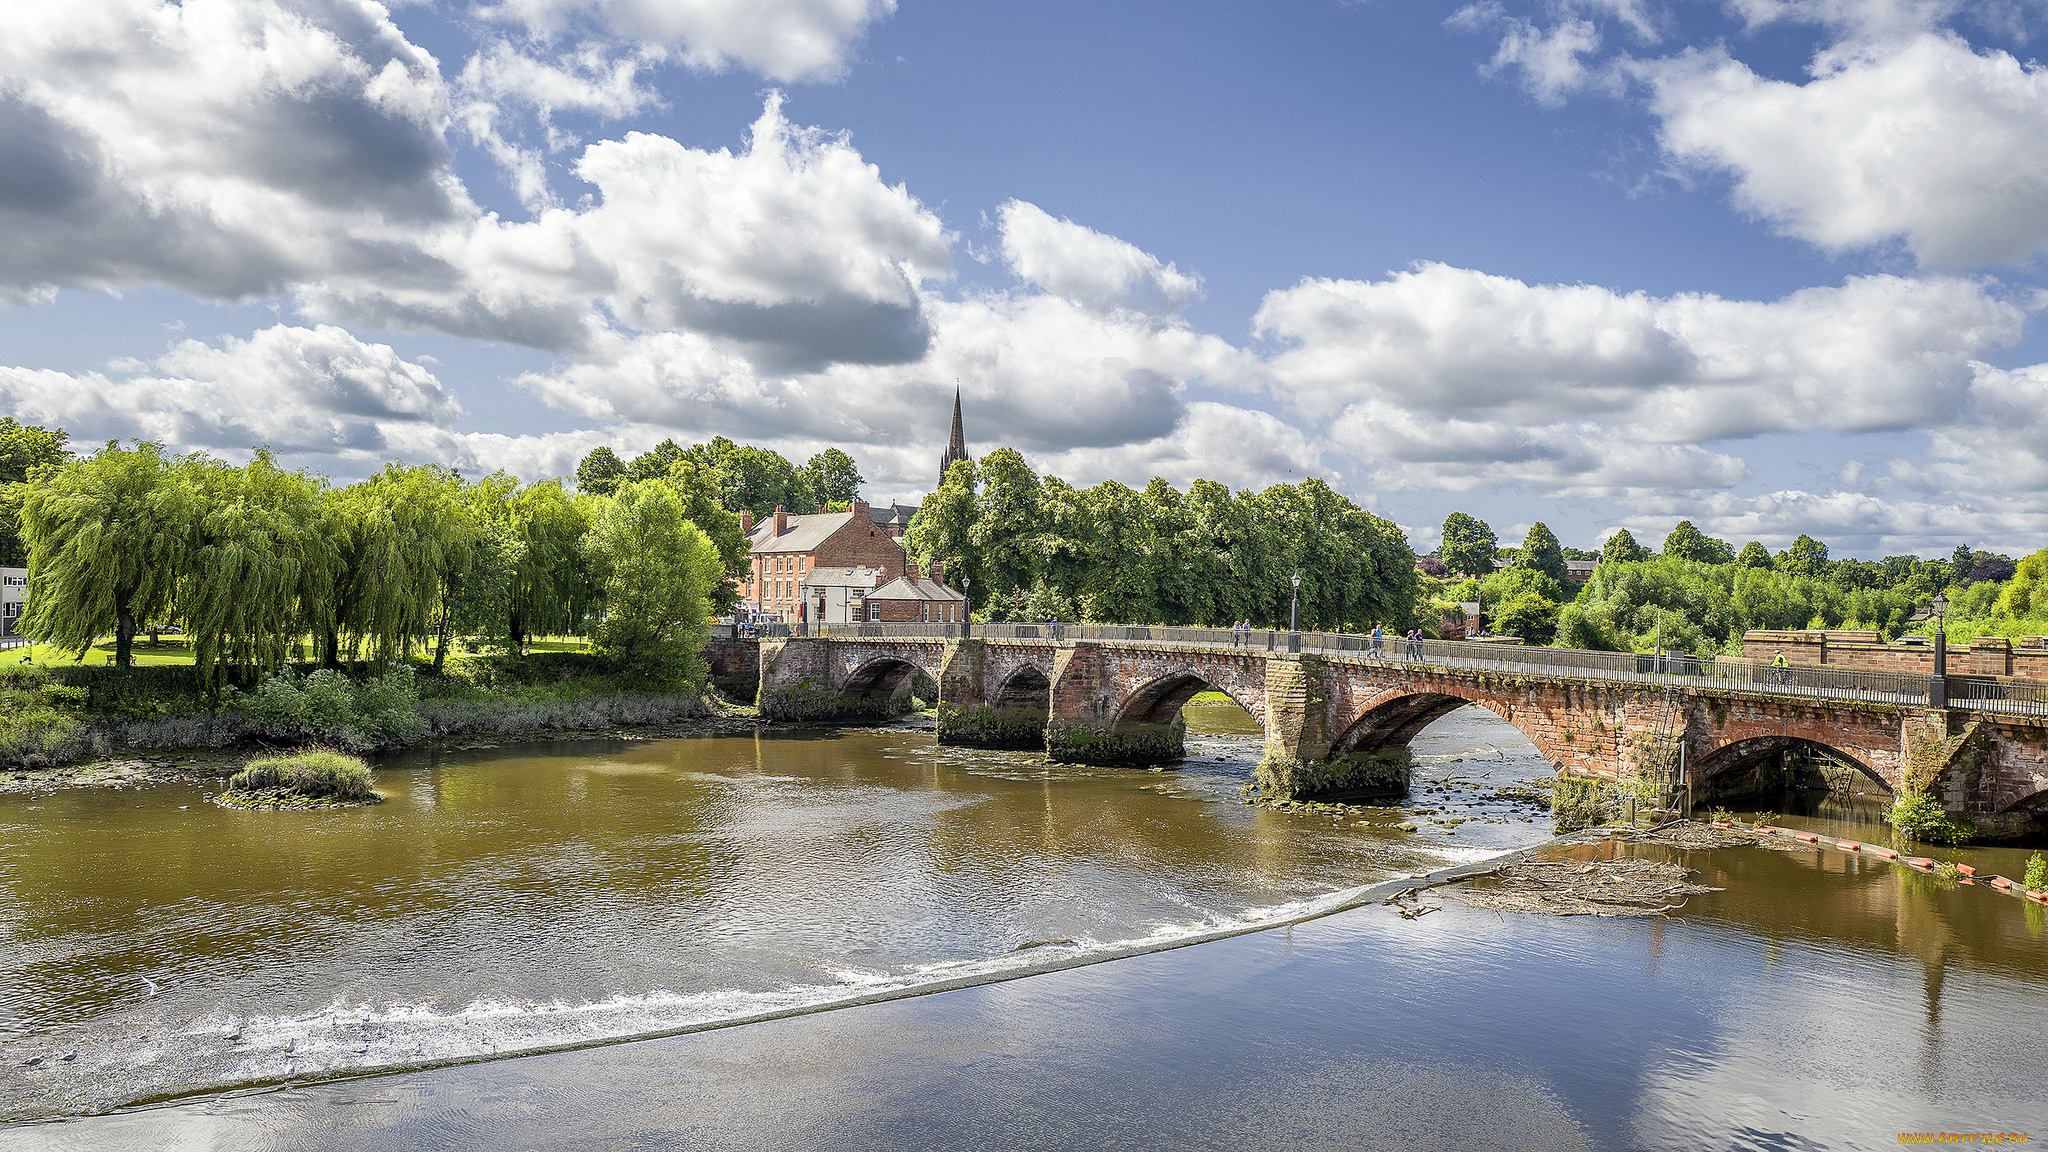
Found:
724,623 -> 2048,839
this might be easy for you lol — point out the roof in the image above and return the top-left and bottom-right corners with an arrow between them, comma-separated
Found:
867,503 -> 918,527
866,575 -> 965,602
748,511 -> 856,554
801,566 -> 881,589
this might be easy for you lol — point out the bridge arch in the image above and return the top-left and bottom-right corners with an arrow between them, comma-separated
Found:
1691,735 -> 1891,798
842,654 -> 929,709
993,664 -> 1052,713
1331,688 -> 1561,768
1114,670 -> 1259,730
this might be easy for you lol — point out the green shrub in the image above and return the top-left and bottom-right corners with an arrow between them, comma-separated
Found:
228,750 -> 377,801
233,667 -> 426,750
2025,853 -> 2047,894
1551,776 -> 1618,832
0,705 -> 95,768
1885,792 -> 1976,845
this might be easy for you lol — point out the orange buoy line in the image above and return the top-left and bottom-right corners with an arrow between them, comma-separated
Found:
1732,823 -> 2048,908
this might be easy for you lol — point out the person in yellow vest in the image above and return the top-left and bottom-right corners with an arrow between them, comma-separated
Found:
1770,649 -> 1790,685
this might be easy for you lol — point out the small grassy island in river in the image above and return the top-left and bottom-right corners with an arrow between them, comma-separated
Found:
214,750 -> 382,809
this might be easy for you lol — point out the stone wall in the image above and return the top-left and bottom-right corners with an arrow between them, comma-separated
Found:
1741,628 -> 2048,680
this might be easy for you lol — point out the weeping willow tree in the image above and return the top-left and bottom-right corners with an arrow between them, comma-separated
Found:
501,479 -> 594,649
179,451 -> 339,687
19,442 -> 196,667
322,464 -> 482,670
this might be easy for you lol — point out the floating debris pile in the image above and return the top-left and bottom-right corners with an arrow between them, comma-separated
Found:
1451,857 -> 1721,917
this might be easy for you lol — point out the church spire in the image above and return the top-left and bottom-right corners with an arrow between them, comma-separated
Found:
939,385 -> 971,486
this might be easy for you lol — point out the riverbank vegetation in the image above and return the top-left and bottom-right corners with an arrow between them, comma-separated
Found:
1439,511 -> 2046,655
218,750 -> 379,808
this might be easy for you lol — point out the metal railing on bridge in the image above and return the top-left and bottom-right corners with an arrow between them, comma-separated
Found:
753,620 -> 1967,711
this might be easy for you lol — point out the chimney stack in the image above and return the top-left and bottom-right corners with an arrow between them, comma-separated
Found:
740,510 -> 754,535
907,558 -> 922,582
928,559 -> 945,587
773,506 -> 788,536
816,502 -> 825,514
852,499 -> 870,521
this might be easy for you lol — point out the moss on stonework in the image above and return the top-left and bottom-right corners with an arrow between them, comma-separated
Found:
937,705 -> 1047,749
759,679 -> 906,723
1046,719 -> 1184,765
1255,746 -> 1412,801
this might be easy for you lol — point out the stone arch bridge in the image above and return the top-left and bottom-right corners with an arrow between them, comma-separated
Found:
731,625 -> 2048,840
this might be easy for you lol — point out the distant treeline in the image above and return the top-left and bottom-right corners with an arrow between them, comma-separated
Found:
904,450 -> 1420,632
1430,511 -> 2041,654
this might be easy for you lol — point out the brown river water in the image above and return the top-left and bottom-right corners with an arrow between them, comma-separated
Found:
2,703 -> 2044,1148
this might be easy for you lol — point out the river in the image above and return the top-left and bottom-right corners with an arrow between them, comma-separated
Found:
2,704 -> 2043,1147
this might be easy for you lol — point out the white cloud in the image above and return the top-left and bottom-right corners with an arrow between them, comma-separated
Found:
1255,263 -> 2028,439
473,0 -> 895,83
305,94 -> 955,371
0,325 -> 459,458
1327,400 -> 1751,498
511,285 -> 1254,473
1449,4 -> 1610,105
995,200 -> 1202,316
1643,33 -> 2048,267
455,40 -> 664,210
0,0 -> 465,304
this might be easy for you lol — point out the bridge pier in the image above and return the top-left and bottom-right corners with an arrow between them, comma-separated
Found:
1045,644 -> 1187,764
935,641 -> 1050,749
1253,656 -> 1410,801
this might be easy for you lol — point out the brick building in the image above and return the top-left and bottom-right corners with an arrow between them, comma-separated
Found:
864,560 -> 967,623
741,502 -> 907,622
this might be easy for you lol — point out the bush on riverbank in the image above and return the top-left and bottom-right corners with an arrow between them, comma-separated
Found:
1551,776 -> 1620,832
233,668 -> 428,751
225,750 -> 378,804
1885,792 -> 1976,846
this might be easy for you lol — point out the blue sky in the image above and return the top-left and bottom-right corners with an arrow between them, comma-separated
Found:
5,0 -> 2048,559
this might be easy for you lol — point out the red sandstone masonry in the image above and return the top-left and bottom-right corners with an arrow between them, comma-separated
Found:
739,636 -> 2048,827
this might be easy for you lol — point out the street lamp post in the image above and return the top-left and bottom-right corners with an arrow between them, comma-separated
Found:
1931,589 -> 1949,707
1288,571 -> 1302,654
961,576 -> 972,640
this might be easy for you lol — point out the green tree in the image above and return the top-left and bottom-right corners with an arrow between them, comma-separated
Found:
1997,549 -> 2048,619
1735,541 -> 1773,569
626,439 -> 688,484
1440,512 -> 1497,578
1480,567 -> 1566,645
575,446 -> 627,496
971,448 -> 1047,600
1663,520 -> 1719,564
19,442 -> 196,667
584,480 -> 722,685
1600,528 -> 1649,566
179,451 -> 339,687
657,458 -> 749,613
800,449 -> 864,506
1781,534 -> 1831,580
498,480 -> 592,650
1520,522 -> 1569,585
0,419 -> 73,567
322,464 -> 482,671
905,458 -> 982,607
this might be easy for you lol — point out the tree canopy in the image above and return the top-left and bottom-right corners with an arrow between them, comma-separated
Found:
1520,522 -> 1568,585
1440,512 -> 1497,578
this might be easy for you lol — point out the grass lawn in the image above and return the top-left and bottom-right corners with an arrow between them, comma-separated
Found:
7,635 -> 594,668
10,640 -> 197,667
